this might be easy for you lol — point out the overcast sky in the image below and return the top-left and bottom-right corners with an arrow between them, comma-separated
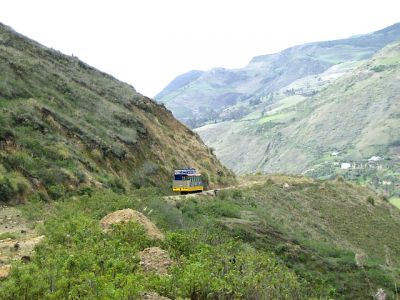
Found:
1,0 -> 399,97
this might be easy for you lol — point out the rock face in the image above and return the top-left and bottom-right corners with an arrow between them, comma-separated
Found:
138,247 -> 172,275
100,209 -> 164,240
141,292 -> 171,300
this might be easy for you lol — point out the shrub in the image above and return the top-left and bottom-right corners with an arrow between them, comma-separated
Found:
380,194 -> 388,202
0,232 -> 17,240
367,196 -> 375,206
168,242 -> 302,299
47,184 -> 66,199
201,173 -> 210,187
204,200 -> 241,218
0,177 -> 13,201
371,65 -> 387,72
106,176 -> 128,194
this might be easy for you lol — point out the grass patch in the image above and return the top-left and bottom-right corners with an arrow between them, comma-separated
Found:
0,232 -> 17,240
390,197 -> 400,209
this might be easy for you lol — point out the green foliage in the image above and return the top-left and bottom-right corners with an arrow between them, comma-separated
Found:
0,172 -> 31,202
0,232 -> 17,240
47,184 -> 66,200
0,176 -> 13,201
0,24 -> 235,201
3,176 -> 400,298
0,189 -> 305,299
204,200 -> 241,218
167,243 -> 302,299
367,195 -> 375,206
371,65 -> 387,72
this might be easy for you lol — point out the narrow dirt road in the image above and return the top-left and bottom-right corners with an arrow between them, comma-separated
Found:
163,176 -> 266,202
0,204 -> 44,277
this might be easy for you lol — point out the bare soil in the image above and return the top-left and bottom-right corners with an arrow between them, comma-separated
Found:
0,204 -> 45,278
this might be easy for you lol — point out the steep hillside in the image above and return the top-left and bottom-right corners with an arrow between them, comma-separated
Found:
196,42 -> 400,192
0,23 -> 234,202
156,23 -> 400,127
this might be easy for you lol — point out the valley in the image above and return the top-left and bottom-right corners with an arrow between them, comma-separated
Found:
0,20 -> 399,300
157,23 -> 400,197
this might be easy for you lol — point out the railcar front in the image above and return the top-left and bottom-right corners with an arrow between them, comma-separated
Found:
172,168 -> 203,194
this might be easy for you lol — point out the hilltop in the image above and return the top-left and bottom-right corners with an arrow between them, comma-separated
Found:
0,23 -> 234,202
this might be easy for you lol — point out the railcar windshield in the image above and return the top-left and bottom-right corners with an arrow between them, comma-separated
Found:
174,174 -> 187,180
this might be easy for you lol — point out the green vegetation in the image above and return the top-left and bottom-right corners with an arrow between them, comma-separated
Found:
2,21 -> 400,300
390,197 -> 400,209
0,23 -> 235,202
0,232 -> 17,240
1,188 -> 304,299
156,23 -> 400,197
1,175 -> 399,299
196,42 -> 400,200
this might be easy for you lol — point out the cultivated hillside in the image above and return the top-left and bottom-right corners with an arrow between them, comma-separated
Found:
156,23 -> 400,128
0,23 -> 234,202
196,42 -> 400,192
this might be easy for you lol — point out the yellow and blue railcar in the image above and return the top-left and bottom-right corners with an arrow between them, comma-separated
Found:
172,168 -> 203,194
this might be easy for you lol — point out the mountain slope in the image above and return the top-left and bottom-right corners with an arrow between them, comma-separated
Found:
2,175 -> 399,299
0,23 -> 234,201
196,42 -> 400,192
156,23 -> 400,127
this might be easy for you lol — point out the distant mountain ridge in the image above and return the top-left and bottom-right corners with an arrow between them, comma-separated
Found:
196,41 -> 400,192
156,22 -> 400,128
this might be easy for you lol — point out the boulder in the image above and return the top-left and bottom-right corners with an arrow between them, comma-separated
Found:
100,209 -> 164,240
138,247 -> 172,275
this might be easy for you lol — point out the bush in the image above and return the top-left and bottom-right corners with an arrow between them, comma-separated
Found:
0,177 -> 13,201
204,200 -> 241,218
367,196 -> 375,206
201,173 -> 210,187
106,176 -> 128,194
371,65 -> 387,72
167,242 -> 302,299
47,184 -> 66,199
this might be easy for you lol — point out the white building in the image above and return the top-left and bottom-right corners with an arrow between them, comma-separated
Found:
368,156 -> 382,162
341,163 -> 351,170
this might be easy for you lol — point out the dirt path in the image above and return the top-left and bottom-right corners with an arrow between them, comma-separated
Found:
0,204 -> 43,268
163,176 -> 266,202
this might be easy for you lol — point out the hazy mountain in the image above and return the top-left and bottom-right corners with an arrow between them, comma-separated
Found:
0,23 -> 234,201
196,42 -> 400,191
156,22 -> 400,128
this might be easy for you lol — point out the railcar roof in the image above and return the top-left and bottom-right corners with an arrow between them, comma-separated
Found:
175,173 -> 201,176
